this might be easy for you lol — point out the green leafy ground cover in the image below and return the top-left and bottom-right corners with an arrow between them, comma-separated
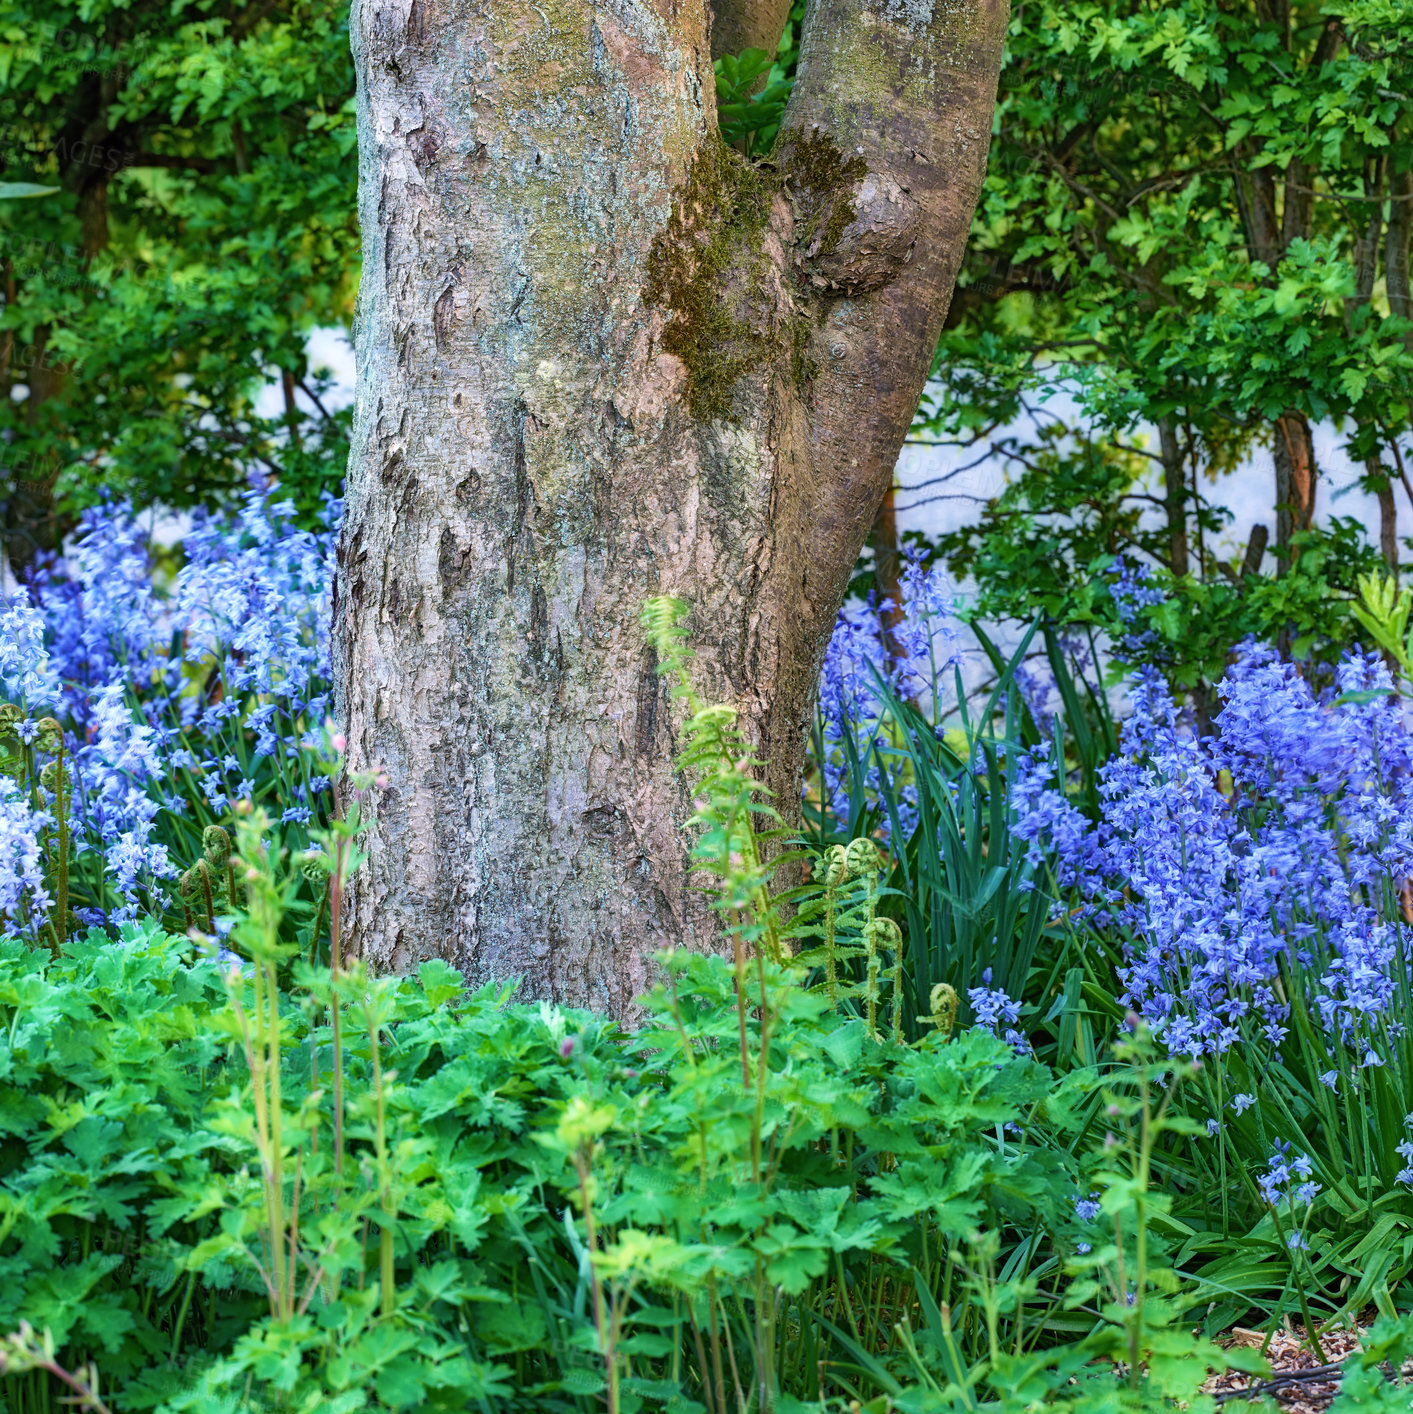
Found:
2,600 -> 1412,1412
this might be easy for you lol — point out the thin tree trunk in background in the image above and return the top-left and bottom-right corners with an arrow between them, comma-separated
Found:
4,142 -> 112,573
1377,471 -> 1398,571
7,326 -> 75,574
1351,158 -> 1395,574
869,483 -> 903,667
0,259 -> 12,398
1382,164 -> 1411,572
1241,523 -> 1269,579
1157,416 -> 1189,578
1272,410 -> 1316,566
1238,155 -> 1317,573
281,368 -> 303,453
336,0 -> 1008,1010
1388,166 -> 1412,329
1239,5 -> 1339,577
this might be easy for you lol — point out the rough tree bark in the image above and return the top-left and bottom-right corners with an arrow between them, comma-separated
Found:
336,0 -> 1009,1012
709,0 -> 795,63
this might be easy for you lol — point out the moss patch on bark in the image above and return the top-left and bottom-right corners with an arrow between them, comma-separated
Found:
780,127 -> 867,256
642,139 -> 775,419
643,127 -> 872,420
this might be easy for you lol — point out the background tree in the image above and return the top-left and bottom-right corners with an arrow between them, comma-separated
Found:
0,0 -> 358,568
335,0 -> 1010,1010
920,0 -> 1412,695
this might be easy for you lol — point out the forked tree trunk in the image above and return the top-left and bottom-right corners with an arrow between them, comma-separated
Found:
336,0 -> 1008,1011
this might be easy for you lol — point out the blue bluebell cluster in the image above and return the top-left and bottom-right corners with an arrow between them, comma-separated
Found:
1015,642 -> 1413,1073
0,493 -> 338,930
968,970 -> 1028,1052
815,549 -> 961,836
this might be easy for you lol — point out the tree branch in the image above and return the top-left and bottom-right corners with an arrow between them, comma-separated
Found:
709,0 -> 794,62
778,0 -> 1010,608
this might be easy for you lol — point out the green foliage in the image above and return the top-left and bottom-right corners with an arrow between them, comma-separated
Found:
942,516 -> 1384,694
919,0 -> 1413,691
712,1 -> 804,158
1352,569 -> 1413,677
0,902 -> 1114,1412
0,0 -> 358,548
713,50 -> 792,160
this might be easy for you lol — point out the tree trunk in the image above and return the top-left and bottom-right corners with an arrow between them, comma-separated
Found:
1156,415 -> 1189,578
336,0 -> 1008,1010
1385,165 -> 1411,330
1352,160 -> 1394,575
1272,408 -> 1316,566
1375,466 -> 1398,572
4,132 -> 112,573
1238,7 -> 1340,578
709,0 -> 794,63
869,482 -> 904,668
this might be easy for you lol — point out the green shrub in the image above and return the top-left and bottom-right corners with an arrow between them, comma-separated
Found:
0,919 -> 1086,1413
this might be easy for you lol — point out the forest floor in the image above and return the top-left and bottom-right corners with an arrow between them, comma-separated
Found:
1205,1324 -> 1369,1410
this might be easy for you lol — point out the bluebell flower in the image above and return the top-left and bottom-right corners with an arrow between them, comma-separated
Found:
11,493 -> 339,919
0,788 -> 53,936
0,594 -> 60,709
814,547 -> 960,839
1073,1193 -> 1102,1223
1013,640 -> 1413,1094
969,983 -> 1021,1031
